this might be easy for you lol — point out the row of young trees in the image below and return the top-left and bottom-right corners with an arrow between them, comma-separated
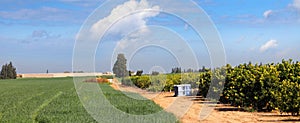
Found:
0,62 -> 17,79
121,74 -> 182,92
199,59 -> 300,115
112,54 -> 300,115
118,58 -> 300,115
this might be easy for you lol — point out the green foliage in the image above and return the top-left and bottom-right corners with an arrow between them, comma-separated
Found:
121,77 -> 134,86
181,73 -> 199,88
134,76 -> 150,89
121,76 -> 151,89
210,68 -> 226,100
276,80 -> 300,115
122,73 -> 185,92
0,62 -> 17,79
147,75 -> 167,92
136,70 -> 143,76
98,75 -> 114,79
121,59 -> 300,115
171,67 -> 181,73
197,59 -> 300,115
197,71 -> 211,97
220,62 -> 279,111
113,54 -> 128,78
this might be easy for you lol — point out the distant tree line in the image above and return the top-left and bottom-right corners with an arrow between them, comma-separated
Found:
171,67 -> 181,73
171,66 -> 209,73
112,53 -> 212,77
0,62 -> 17,79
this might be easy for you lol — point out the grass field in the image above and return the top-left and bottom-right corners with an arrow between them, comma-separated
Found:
0,77 -> 177,123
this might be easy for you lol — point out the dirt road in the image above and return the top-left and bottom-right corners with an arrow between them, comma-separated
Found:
110,82 -> 300,123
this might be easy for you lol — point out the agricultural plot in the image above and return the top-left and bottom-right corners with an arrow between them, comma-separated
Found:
0,77 -> 176,123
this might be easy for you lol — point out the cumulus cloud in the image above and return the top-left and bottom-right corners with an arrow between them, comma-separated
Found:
260,39 -> 278,52
116,28 -> 151,50
259,0 -> 300,23
263,10 -> 273,18
90,0 -> 160,37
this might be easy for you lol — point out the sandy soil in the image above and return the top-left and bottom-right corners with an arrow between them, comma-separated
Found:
110,82 -> 300,123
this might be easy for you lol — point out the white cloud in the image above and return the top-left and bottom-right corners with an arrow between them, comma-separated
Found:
263,10 -> 273,18
291,0 -> 300,10
115,27 -> 151,50
260,39 -> 278,52
258,0 -> 300,23
90,0 -> 160,37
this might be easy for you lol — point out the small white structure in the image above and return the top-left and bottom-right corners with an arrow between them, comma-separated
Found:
108,79 -> 113,83
174,84 -> 191,96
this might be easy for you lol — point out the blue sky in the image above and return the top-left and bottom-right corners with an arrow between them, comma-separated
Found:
1,0 -> 300,73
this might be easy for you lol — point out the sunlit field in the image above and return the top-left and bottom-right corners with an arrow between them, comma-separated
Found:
0,77 -> 176,122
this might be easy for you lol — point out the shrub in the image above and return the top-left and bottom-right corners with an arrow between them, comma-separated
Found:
84,78 -> 109,83
121,77 -> 134,86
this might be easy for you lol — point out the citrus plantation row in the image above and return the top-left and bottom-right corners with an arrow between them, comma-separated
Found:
114,55 -> 300,115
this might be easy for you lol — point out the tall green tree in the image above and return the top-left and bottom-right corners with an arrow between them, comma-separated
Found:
171,67 -> 181,73
136,70 -> 143,76
113,54 -> 128,78
0,62 -> 17,79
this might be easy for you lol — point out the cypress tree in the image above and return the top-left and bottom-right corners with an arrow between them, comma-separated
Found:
0,64 -> 6,79
0,62 -> 17,79
113,54 -> 128,78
